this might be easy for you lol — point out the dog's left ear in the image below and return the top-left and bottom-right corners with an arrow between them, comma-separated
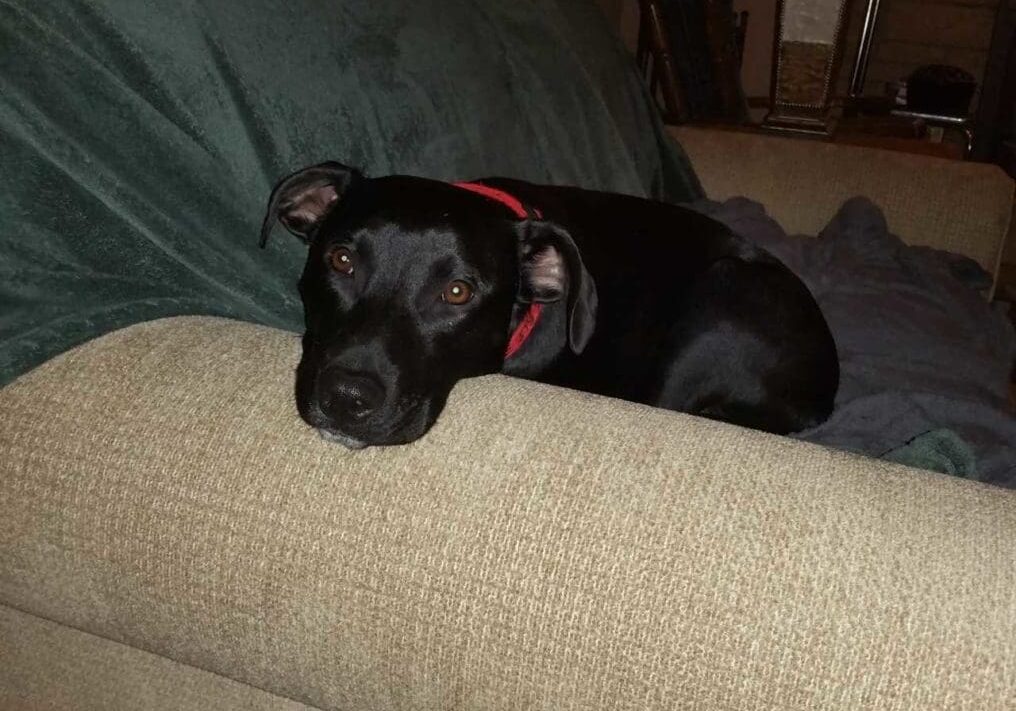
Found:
516,220 -> 598,353
259,162 -> 362,248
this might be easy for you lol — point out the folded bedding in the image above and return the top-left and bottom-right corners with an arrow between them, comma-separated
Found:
694,196 -> 1016,486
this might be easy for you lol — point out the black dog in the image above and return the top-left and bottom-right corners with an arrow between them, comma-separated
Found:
260,163 -> 838,449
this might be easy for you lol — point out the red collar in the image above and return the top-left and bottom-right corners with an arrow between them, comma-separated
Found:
453,181 -> 543,360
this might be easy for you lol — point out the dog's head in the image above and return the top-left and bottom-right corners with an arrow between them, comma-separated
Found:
260,163 -> 596,448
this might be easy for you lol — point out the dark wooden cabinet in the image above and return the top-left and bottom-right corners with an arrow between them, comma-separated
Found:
972,1 -> 1016,172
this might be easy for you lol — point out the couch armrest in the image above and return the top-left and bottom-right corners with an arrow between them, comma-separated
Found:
671,126 -> 1014,293
2,316 -> 1015,710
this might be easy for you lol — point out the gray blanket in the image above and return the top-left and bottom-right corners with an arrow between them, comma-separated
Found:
694,197 -> 1016,487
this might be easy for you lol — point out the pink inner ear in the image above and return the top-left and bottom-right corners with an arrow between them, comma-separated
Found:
280,183 -> 339,231
527,245 -> 566,294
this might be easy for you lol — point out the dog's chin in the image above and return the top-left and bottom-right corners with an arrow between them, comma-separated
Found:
299,393 -> 442,449
317,428 -> 369,450
307,411 -> 436,450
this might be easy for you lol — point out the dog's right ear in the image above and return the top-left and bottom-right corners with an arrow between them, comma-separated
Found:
259,162 -> 361,248
516,220 -> 598,354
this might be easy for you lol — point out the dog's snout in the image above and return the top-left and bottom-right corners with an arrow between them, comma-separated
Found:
318,367 -> 386,422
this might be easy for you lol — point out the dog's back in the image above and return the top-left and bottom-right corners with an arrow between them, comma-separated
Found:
485,178 -> 839,434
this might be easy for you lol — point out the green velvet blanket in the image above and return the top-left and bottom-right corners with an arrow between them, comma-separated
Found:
0,0 -> 700,386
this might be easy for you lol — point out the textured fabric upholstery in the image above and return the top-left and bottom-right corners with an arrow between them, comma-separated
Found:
2,317 -> 1014,710
672,126 -> 1014,293
0,604 -> 315,711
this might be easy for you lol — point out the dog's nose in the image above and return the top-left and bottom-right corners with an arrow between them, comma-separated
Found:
318,367 -> 385,422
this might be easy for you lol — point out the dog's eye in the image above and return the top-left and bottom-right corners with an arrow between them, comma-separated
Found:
442,280 -> 474,305
328,247 -> 355,276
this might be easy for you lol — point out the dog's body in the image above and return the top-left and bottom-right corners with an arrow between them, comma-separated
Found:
261,165 -> 839,448
485,178 -> 839,434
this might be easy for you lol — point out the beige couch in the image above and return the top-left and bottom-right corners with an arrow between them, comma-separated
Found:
2,129 -> 1015,711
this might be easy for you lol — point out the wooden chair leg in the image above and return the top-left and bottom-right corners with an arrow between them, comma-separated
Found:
636,0 -> 688,122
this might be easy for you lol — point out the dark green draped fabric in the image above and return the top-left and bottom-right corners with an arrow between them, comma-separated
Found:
0,0 -> 701,385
